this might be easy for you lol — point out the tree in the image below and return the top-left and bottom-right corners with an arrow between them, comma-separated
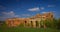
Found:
57,18 -> 60,29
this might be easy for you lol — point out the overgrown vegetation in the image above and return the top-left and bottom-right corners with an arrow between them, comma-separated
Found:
44,18 -> 60,29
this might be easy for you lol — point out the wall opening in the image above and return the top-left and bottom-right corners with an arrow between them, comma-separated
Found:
36,21 -> 38,27
31,21 -> 33,27
25,21 -> 27,24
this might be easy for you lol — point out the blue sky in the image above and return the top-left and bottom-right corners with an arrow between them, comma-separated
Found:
0,0 -> 60,21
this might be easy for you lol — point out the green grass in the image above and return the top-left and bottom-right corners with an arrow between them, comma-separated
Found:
0,24 -> 60,32
0,26 -> 60,32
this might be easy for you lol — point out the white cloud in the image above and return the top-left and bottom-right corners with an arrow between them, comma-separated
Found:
48,5 -> 55,7
41,12 -> 50,14
2,11 -> 20,18
40,7 -> 44,10
41,12 -> 47,13
2,11 -> 31,19
14,15 -> 20,17
22,14 -> 31,16
28,7 -> 45,11
2,11 -> 15,16
41,11 -> 56,14
28,7 -> 39,11
2,11 -> 14,14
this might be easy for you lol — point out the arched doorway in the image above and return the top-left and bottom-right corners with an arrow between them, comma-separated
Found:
24,21 -> 27,27
25,21 -> 27,24
31,21 -> 33,27
35,21 -> 39,27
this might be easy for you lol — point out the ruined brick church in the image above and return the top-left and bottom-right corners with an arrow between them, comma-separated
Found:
6,12 -> 53,28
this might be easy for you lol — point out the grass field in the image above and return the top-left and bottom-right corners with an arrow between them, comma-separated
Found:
0,23 -> 60,32
0,26 -> 60,32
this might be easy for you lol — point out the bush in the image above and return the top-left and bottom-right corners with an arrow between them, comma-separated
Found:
44,18 -> 60,29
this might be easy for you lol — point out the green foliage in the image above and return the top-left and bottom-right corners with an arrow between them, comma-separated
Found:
52,18 -> 60,29
43,18 -> 60,29
45,20 -> 52,28
0,27 -> 60,32
18,23 -> 24,27
57,18 -> 60,29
